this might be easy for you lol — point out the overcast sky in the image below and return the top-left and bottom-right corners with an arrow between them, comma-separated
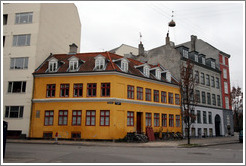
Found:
74,1 -> 244,89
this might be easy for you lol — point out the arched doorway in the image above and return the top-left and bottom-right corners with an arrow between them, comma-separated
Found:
215,115 -> 221,136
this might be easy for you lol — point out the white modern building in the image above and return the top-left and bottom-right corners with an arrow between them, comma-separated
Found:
2,3 -> 81,138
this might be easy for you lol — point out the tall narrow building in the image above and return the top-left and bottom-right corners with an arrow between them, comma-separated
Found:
3,3 -> 81,138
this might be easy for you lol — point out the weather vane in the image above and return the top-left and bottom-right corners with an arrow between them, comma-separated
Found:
139,32 -> 142,43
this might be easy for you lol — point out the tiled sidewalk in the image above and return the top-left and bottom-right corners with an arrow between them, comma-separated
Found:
7,133 -> 239,148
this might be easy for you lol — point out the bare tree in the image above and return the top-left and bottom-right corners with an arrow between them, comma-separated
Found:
231,86 -> 243,132
180,59 -> 197,145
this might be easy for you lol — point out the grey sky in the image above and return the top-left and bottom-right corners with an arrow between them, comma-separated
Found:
74,1 -> 244,89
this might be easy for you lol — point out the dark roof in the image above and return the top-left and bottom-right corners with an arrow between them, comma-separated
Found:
34,52 -> 179,85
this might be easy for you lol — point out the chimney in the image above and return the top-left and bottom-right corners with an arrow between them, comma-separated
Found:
69,43 -> 78,54
191,35 -> 197,52
138,42 -> 144,56
166,32 -> 170,45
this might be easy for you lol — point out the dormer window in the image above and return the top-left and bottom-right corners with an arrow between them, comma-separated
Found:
121,59 -> 129,72
94,55 -> 105,70
195,54 -> 198,62
202,57 -> 205,65
68,56 -> 79,71
48,58 -> 58,72
156,69 -> 161,80
143,66 -> 150,77
183,50 -> 188,58
211,61 -> 215,69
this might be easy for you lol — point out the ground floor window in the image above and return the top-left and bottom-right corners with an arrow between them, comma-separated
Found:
154,113 -> 160,127
100,110 -> 110,126
209,128 -> 213,137
72,110 -> 81,126
204,128 -> 208,137
127,111 -> 134,126
169,114 -> 174,127
146,113 -> 151,126
71,132 -> 81,139
198,128 -> 202,137
176,115 -> 180,127
191,128 -> 196,137
58,110 -> 68,125
86,110 -> 96,126
43,132 -> 53,139
162,114 -> 167,127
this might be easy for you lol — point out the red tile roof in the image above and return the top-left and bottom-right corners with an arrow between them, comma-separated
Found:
34,52 -> 179,85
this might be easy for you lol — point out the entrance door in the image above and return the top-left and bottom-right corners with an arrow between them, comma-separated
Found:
137,112 -> 142,134
215,114 -> 221,136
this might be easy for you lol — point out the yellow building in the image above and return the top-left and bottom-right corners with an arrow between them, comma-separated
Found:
30,50 -> 181,140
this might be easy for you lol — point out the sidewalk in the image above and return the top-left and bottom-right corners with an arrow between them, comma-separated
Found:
7,133 -> 239,148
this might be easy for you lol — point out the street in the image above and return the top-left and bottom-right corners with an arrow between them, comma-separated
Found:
3,142 -> 243,163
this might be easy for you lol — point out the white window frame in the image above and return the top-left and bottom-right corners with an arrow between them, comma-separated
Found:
69,60 -> 78,71
15,12 -> 33,24
143,66 -> 150,77
121,60 -> 128,72
8,81 -> 26,93
223,68 -> 227,79
13,34 -> 31,46
224,82 -> 228,94
10,57 -> 28,69
95,57 -> 105,70
49,60 -> 58,72
5,106 -> 24,118
156,69 -> 161,80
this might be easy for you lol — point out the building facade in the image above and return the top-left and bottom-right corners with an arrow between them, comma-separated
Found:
180,35 -> 234,136
3,3 -> 81,138
114,33 -> 232,137
30,50 -> 182,140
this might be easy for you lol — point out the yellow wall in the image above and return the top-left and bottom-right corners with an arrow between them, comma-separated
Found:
30,74 -> 181,139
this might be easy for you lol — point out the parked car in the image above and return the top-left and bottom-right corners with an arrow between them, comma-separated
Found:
239,130 -> 243,143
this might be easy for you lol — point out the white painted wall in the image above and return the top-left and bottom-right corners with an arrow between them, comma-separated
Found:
3,3 -> 81,137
